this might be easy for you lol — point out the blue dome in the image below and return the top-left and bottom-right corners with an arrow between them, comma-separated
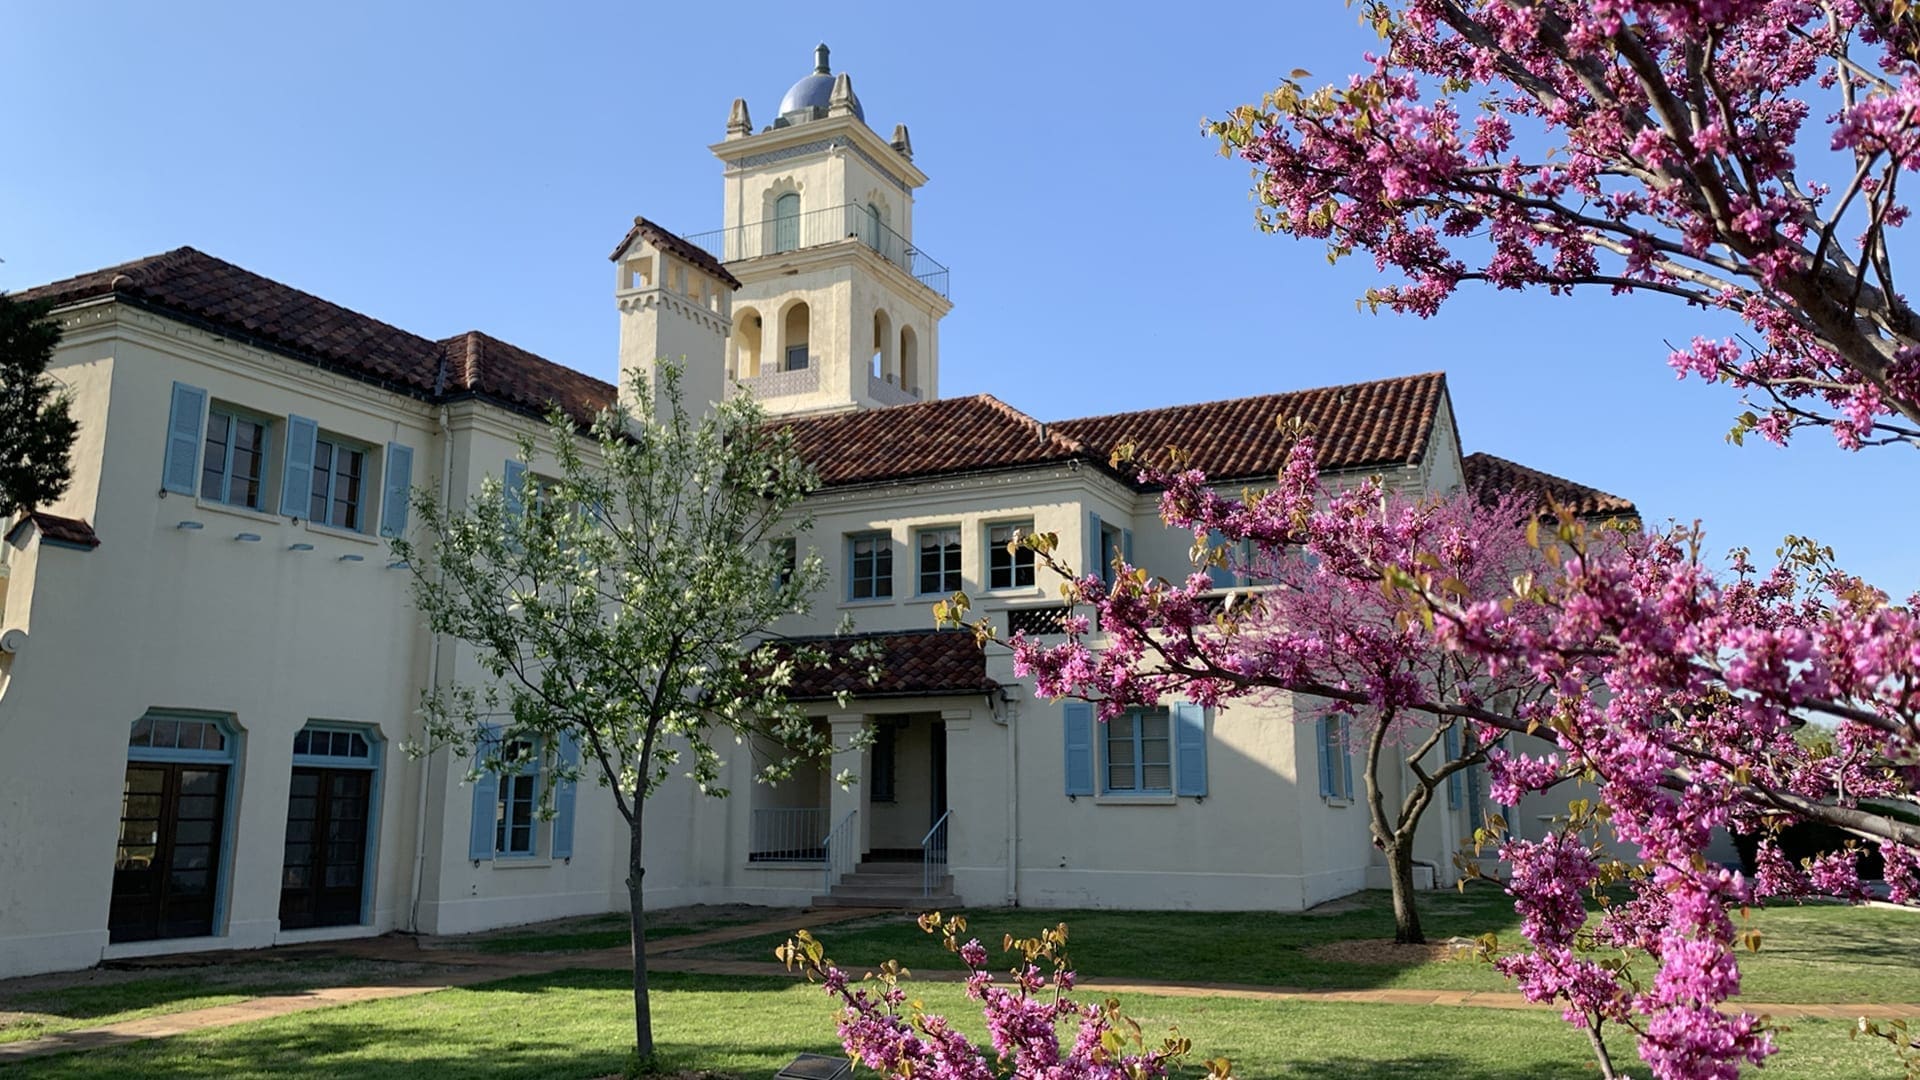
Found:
778,44 -> 864,122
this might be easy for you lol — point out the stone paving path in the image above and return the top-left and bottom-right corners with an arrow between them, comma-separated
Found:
3,907 -> 1915,1065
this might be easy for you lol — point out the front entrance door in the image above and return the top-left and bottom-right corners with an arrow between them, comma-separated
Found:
109,763 -> 229,943
278,767 -> 372,929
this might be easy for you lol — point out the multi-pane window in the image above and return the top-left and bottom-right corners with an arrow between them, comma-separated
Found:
916,526 -> 962,594
988,522 -> 1036,590
1322,717 -> 1354,800
309,439 -> 366,531
1099,523 -> 1124,585
495,740 -> 538,856
848,532 -> 893,600
201,409 -> 268,509
771,538 -> 797,592
1104,707 -> 1172,794
129,714 -> 228,754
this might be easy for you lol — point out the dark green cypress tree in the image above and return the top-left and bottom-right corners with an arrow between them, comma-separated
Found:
0,293 -> 78,519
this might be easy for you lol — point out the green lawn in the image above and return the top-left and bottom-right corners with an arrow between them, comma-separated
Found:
1,969 -> 1907,1080
689,888 -> 1920,1004
0,959 -> 452,1045
452,908 -> 780,955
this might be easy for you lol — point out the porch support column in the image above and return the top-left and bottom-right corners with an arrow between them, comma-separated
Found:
827,713 -> 869,856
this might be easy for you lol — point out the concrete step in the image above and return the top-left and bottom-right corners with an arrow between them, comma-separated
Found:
812,893 -> 960,910
826,879 -> 952,899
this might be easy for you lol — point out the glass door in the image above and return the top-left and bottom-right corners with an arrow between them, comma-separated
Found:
109,763 -> 228,943
279,767 -> 372,929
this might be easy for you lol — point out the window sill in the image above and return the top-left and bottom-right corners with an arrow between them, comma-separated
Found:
303,520 -> 380,546
1093,793 -> 1177,806
837,597 -> 896,610
181,495 -> 284,529
485,856 -> 553,869
1323,797 -> 1354,809
984,587 -> 1048,601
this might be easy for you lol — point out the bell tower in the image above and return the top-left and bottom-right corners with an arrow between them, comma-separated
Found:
707,44 -> 952,416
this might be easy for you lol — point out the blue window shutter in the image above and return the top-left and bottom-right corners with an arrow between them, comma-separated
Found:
1316,718 -> 1334,797
503,459 -> 527,518
162,382 -> 208,494
380,443 -> 415,538
1121,527 -> 1134,569
468,724 -> 503,860
1086,512 -> 1102,580
1174,701 -> 1208,797
1341,718 -> 1356,798
1207,529 -> 1235,588
551,733 -> 581,859
1063,702 -> 1094,796
279,415 -> 319,518
1444,727 -> 1463,809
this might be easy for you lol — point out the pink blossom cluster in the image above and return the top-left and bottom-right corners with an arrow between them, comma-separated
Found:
783,919 -> 1228,1080
1214,0 -> 1920,447
1007,435 -> 1920,1078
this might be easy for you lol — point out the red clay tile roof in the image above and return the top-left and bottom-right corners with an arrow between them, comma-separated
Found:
1463,452 -> 1638,520
1053,372 -> 1451,481
609,217 -> 743,290
770,630 -> 997,701
16,247 -> 613,426
772,394 -> 1093,487
6,512 -> 100,549
437,330 -> 614,428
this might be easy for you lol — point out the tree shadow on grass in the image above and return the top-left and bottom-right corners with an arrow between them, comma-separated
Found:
1258,1055 -> 1635,1080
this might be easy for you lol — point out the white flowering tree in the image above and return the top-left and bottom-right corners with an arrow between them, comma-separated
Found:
396,364 -> 836,1062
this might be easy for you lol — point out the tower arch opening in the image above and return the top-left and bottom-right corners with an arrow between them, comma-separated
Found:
871,308 -> 893,382
899,324 -> 919,396
780,300 -> 811,371
731,306 -> 764,379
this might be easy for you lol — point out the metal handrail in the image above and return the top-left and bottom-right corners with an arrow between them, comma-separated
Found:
921,810 -> 951,898
682,205 -> 950,299
821,809 -> 859,895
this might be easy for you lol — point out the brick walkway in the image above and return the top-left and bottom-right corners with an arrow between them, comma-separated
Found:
3,908 -> 1915,1065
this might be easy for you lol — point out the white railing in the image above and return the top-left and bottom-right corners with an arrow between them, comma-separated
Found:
922,810 -> 951,898
866,373 -> 921,407
822,809 -> 860,894
749,807 -> 827,862
731,365 -> 820,400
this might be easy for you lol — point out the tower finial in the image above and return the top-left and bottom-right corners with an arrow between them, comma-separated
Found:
813,43 -> 830,75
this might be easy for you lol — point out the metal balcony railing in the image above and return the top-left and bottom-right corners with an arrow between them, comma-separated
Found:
749,807 -> 827,862
685,204 -> 950,299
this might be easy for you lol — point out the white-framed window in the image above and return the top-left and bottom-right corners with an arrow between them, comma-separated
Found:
1103,707 -> 1173,795
916,526 -> 961,594
1318,716 -> 1355,801
309,437 -> 368,531
987,521 -> 1036,590
847,531 -> 893,600
201,408 -> 270,509
495,739 -> 540,857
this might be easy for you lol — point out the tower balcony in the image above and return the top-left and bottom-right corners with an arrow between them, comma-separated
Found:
685,204 -> 950,300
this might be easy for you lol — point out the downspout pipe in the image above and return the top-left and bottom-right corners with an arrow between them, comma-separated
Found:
406,403 -> 456,932
990,686 -> 1018,906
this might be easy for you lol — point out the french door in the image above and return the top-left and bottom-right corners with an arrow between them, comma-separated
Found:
109,763 -> 228,943
278,767 -> 372,929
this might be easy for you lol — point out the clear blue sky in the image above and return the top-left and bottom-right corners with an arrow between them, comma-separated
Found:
4,2 -> 1913,594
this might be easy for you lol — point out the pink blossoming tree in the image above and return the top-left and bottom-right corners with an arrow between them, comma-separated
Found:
928,4 -> 1920,1073
1208,0 -> 1920,450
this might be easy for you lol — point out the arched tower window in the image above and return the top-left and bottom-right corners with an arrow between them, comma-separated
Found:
871,308 -> 894,381
899,324 -> 920,396
774,193 -> 801,254
732,307 -> 764,379
782,301 -> 811,371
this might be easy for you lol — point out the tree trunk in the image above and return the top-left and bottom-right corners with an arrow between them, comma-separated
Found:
1386,839 -> 1426,945
627,799 -> 654,1061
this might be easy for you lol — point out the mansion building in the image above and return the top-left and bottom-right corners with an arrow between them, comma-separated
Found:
0,46 -> 1633,979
